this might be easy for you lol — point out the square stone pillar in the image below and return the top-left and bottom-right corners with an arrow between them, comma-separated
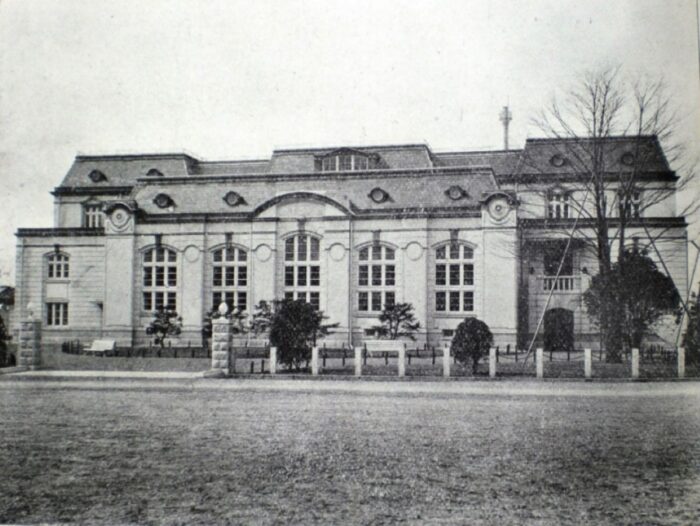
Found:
631,348 -> 639,379
18,318 -> 41,370
489,347 -> 497,378
584,348 -> 592,379
398,345 -> 405,377
354,346 -> 362,377
678,347 -> 685,379
443,343 -> 450,378
211,317 -> 232,376
311,347 -> 319,376
536,348 -> 544,379
269,347 -> 277,375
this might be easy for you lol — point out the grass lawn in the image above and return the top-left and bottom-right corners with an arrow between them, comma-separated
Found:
1,382 -> 699,524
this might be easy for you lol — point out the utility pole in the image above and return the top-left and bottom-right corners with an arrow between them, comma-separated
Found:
499,106 -> 512,150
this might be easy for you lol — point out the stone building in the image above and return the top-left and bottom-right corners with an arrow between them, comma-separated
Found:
14,136 -> 688,350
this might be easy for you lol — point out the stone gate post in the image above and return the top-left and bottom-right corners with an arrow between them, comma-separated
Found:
211,303 -> 232,376
443,343 -> 450,378
536,348 -> 544,379
18,305 -> 41,370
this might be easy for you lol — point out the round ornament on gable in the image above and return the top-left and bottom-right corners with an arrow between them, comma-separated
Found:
487,197 -> 510,222
405,241 -> 424,261
369,187 -> 390,203
109,208 -> 130,229
329,243 -> 346,262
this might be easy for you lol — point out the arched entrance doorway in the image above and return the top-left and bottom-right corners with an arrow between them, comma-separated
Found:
544,308 -> 574,353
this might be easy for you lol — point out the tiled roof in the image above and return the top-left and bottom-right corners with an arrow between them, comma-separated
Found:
434,150 -> 522,176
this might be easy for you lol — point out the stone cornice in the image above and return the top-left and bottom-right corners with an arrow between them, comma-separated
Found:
16,228 -> 105,238
519,217 -> 687,229
52,186 -> 134,197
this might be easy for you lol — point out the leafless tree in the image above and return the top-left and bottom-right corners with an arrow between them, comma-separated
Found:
523,66 -> 697,359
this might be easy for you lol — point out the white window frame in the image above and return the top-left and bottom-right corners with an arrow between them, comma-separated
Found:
547,191 -> 570,219
142,247 -> 178,312
320,153 -> 370,172
47,253 -> 69,279
46,302 -> 69,326
284,234 -> 321,309
435,243 -> 475,313
357,244 -> 396,313
211,245 -> 248,312
83,203 -> 103,228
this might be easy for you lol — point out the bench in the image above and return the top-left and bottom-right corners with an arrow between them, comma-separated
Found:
363,339 -> 406,357
84,339 -> 116,355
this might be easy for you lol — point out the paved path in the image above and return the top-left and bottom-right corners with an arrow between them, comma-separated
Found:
1,371 -> 699,398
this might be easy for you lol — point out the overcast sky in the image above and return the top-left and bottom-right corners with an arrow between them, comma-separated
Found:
1,0 -> 699,283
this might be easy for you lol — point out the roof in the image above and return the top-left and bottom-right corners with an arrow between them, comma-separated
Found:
131,168 -> 498,218
55,136 -> 676,194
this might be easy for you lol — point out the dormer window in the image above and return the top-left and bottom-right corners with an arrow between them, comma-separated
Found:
146,168 -> 164,177
319,150 -> 373,172
88,170 -> 107,183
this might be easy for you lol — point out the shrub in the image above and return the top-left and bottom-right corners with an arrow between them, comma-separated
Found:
370,302 -> 421,340
146,309 -> 182,349
268,299 -> 337,371
451,317 -> 493,375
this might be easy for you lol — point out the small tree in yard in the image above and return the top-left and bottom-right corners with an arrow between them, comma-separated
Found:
0,316 -> 9,367
146,309 -> 182,349
452,318 -> 493,375
370,302 -> 421,340
584,248 -> 680,352
268,299 -> 337,371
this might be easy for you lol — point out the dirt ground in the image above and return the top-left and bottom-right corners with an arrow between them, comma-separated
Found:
1,380 -> 699,525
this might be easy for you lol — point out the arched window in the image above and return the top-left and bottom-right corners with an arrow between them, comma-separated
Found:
357,244 -> 395,312
142,247 -> 177,311
435,243 -> 475,312
284,234 -> 321,309
211,246 -> 247,311
47,253 -> 69,279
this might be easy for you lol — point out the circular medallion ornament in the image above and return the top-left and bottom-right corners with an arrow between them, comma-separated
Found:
620,152 -> 635,166
110,208 -> 130,229
488,198 -> 510,222
329,243 -> 346,262
184,245 -> 201,263
88,170 -> 107,183
255,244 -> 272,262
223,191 -> 246,207
406,242 -> 424,261
153,193 -> 174,209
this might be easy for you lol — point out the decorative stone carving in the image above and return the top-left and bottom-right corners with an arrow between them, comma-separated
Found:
254,244 -> 272,262
223,191 -> 246,207
329,243 -> 346,261
405,241 -> 424,261
368,187 -> 390,203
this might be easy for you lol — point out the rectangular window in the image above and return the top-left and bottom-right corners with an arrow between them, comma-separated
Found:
224,267 -> 234,287
371,265 -> 382,286
285,238 -> 295,261
143,293 -> 152,311
436,292 -> 446,312
371,292 -> 382,311
385,265 -> 395,286
285,266 -> 294,287
166,292 -> 177,310
310,266 -> 320,286
436,246 -> 446,260
436,264 -> 446,286
285,291 -> 294,300
167,267 -> 177,287
359,265 -> 368,286
237,292 -> 247,309
155,267 -> 165,287
463,291 -> 474,312
449,291 -> 460,312
297,236 -> 307,261
309,292 -> 320,310
144,267 -> 153,287
297,266 -> 307,286
358,292 -> 368,311
46,302 -> 68,326
449,265 -> 460,286
463,264 -> 474,285
84,205 -> 103,229
339,155 -> 352,171
237,266 -> 247,287
385,291 -> 395,309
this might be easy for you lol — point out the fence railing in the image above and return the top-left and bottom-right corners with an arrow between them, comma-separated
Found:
540,275 -> 581,292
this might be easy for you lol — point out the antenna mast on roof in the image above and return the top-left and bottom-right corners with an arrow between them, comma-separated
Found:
499,106 -> 512,150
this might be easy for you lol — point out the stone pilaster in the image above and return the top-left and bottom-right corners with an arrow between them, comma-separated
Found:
18,317 -> 41,370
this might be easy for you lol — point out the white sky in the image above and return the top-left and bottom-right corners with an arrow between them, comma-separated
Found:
1,0 -> 699,283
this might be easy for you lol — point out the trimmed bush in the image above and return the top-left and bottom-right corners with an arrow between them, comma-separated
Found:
451,317 -> 493,375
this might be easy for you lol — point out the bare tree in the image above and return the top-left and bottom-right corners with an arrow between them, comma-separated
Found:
523,66 -> 697,360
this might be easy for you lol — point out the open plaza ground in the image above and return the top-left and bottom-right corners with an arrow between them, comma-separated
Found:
0,377 -> 699,525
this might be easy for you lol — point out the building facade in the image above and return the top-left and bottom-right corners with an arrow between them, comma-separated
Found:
14,137 -> 688,350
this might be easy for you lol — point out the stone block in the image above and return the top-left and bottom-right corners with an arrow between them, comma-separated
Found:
398,347 -> 405,377
631,348 -> 639,379
536,348 -> 544,379
489,347 -> 496,378
443,343 -> 450,378
678,347 -> 685,379
584,348 -> 592,378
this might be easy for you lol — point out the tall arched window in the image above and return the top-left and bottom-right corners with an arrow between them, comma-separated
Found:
142,247 -> 177,311
357,244 -> 395,312
284,234 -> 321,309
211,246 -> 247,311
435,243 -> 475,313
47,253 -> 69,279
